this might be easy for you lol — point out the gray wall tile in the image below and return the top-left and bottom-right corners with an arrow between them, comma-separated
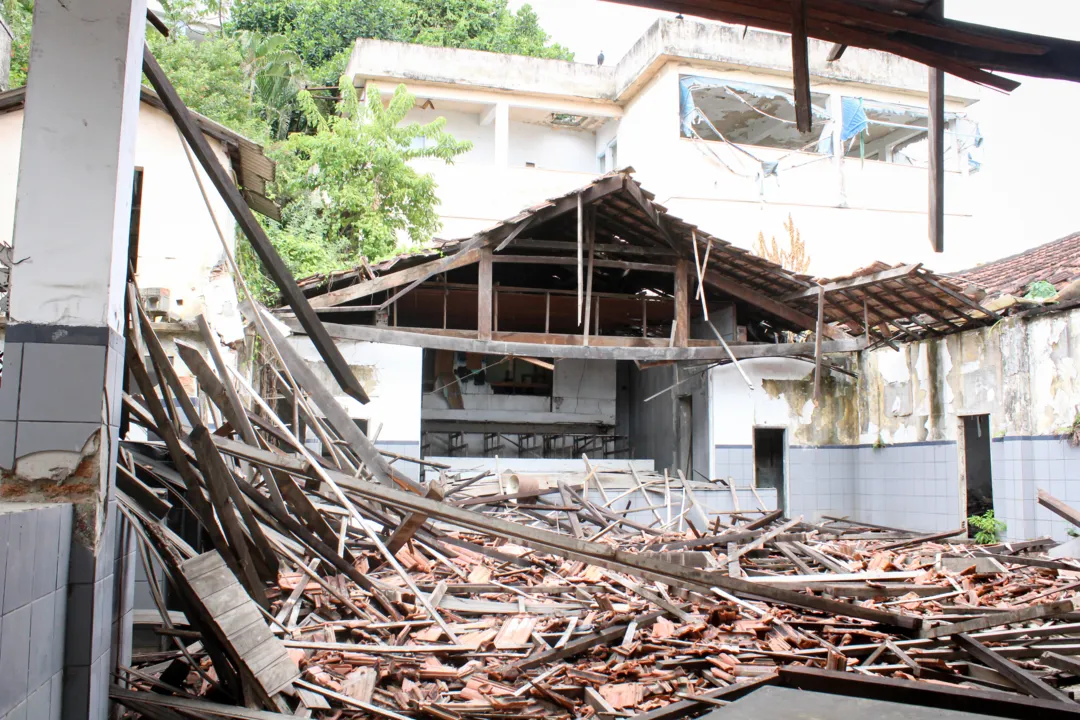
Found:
3,510 -> 36,614
26,681 -> 49,720
16,344 -> 106,424
28,591 -> 57,693
0,603 -> 32,716
14,421 -> 99,459
0,345 -> 23,423
32,507 -> 60,601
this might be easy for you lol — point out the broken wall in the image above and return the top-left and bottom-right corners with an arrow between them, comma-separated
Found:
710,305 -> 1080,538
860,306 -> 1080,540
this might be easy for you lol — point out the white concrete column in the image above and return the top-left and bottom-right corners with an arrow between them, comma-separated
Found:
0,1 -> 146,718
493,102 -> 510,168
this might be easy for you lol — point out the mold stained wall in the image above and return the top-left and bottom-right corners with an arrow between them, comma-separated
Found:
709,307 -> 1080,536
861,308 -> 1080,442
710,309 -> 1080,452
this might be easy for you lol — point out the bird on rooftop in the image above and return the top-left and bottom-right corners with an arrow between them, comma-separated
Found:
598,50 -> 605,66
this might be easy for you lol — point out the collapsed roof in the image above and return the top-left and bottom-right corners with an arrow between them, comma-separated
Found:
296,170 -> 998,351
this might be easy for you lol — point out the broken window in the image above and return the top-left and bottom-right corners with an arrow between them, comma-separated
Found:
822,97 -> 981,171
679,76 -> 830,151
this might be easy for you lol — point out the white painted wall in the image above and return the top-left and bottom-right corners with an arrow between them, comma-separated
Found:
553,358 -> 616,421
710,359 -> 827,446
508,120 -> 597,173
617,64 -> 977,278
387,59 -> 980,280
289,336 -> 423,447
0,101 -> 242,330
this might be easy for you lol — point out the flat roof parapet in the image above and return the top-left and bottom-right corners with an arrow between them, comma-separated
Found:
347,17 -> 980,106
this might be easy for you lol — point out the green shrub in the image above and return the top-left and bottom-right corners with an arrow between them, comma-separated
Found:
967,510 -> 1005,544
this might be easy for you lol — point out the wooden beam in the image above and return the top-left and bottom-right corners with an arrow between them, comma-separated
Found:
777,666 -> 1080,719
791,0 -> 812,133
582,209 -> 596,344
674,258 -> 690,346
826,42 -> 847,61
491,255 -> 673,274
922,599 -> 1078,639
577,193 -> 584,325
928,0 -> 945,252
703,268 -> 849,340
142,46 -> 369,405
782,265 -> 921,300
385,483 -> 445,555
310,176 -> 627,309
954,633 -> 1074,703
224,439 -> 922,630
920,272 -> 1002,320
293,320 -> 866,361
255,308 -> 422,494
1038,489 -> 1080,527
512,239 -> 679,258
313,247 -> 483,309
813,285 -> 824,402
478,248 -> 493,341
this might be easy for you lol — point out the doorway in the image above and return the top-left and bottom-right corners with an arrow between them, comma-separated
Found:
960,415 -> 993,519
754,428 -> 786,512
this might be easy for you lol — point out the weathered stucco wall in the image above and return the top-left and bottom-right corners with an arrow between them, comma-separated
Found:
709,305 -> 1080,537
861,307 -> 1080,442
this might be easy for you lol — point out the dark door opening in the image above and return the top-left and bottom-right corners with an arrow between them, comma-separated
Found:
754,428 -> 786,512
962,414 -> 993,518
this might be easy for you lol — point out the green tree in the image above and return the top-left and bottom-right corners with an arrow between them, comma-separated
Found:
147,32 -> 271,141
231,0 -> 573,85
237,31 -> 306,138
3,0 -> 33,88
265,80 -> 472,272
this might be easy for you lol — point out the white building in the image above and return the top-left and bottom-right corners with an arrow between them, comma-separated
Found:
0,86 -> 275,395
347,17 -> 982,278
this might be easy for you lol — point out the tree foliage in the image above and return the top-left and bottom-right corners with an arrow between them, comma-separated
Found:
7,0 -> 567,301
266,80 -> 472,269
231,0 -> 573,84
3,0 -> 33,89
148,33 -> 272,141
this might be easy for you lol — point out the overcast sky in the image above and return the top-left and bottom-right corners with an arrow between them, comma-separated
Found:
510,0 -> 1080,269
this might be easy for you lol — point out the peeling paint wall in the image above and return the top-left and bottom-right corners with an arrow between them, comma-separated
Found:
709,305 -> 1080,537
861,308 -> 1080,442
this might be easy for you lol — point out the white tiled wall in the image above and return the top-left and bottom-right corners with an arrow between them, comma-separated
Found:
993,436 -> 1080,541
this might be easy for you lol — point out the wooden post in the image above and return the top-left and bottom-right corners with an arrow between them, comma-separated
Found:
790,0 -> 812,134
814,285 -> 825,403
478,247 -> 493,340
143,46 -> 370,405
577,193 -> 584,325
642,297 -> 648,338
544,292 -> 550,334
582,208 -> 596,345
674,258 -> 690,347
928,0 -> 945,252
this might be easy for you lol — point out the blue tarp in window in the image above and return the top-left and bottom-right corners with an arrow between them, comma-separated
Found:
679,75 -> 829,137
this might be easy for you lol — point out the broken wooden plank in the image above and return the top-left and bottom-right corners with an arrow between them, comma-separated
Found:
922,599 -> 1079,639
953,632 -> 1074,703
